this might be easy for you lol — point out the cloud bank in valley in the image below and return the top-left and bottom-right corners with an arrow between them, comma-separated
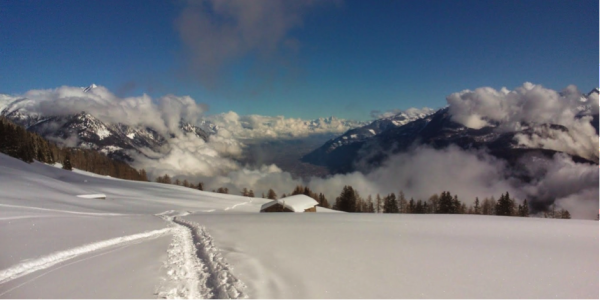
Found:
189,144 -> 598,219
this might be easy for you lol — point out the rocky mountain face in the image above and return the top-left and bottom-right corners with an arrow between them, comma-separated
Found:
303,94 -> 599,174
0,88 -> 210,162
309,110 -> 435,158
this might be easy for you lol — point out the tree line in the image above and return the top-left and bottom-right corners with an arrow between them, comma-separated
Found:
152,174 -> 571,219
329,185 -> 570,218
0,117 -> 148,181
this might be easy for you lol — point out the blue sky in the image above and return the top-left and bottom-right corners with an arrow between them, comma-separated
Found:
1,0 -> 597,120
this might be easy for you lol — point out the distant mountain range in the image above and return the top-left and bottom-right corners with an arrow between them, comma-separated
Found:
0,85 -> 211,162
0,84 -> 366,166
302,89 -> 599,174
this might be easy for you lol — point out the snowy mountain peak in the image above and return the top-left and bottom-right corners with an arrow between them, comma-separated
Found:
82,84 -> 99,93
588,88 -> 599,97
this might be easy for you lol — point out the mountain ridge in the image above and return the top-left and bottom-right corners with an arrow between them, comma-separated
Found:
302,89 -> 599,174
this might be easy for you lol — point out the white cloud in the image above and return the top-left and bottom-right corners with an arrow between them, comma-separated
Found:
555,189 -> 598,220
447,83 -> 594,129
309,145 -> 517,205
8,86 -> 200,135
131,134 -> 240,178
520,153 -> 598,206
447,83 -> 598,161
175,0 -> 340,88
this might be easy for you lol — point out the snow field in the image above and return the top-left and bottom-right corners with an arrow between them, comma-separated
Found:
0,228 -> 172,285
0,153 -> 597,298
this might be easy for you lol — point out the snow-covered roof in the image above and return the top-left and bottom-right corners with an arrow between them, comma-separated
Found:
260,194 -> 318,212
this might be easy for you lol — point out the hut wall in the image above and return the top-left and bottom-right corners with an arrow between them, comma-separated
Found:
304,206 -> 317,212
261,203 -> 294,212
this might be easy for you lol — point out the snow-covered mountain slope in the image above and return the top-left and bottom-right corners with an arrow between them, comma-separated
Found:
0,84 -> 366,167
316,109 -> 436,155
0,85 -> 209,161
0,153 -> 597,298
303,93 -> 599,173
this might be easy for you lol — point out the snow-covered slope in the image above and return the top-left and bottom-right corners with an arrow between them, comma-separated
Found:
0,85 -> 209,161
304,108 -> 599,173
315,109 -> 435,155
0,154 -> 597,298
0,84 -> 366,167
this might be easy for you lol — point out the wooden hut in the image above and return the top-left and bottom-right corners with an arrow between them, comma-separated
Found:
260,194 -> 318,213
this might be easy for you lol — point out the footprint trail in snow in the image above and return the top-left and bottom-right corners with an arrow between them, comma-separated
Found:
158,212 -> 247,299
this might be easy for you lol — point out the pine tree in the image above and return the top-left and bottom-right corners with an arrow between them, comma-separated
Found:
292,185 -> 304,195
62,152 -> 73,171
355,192 -> 365,213
383,193 -> 399,213
267,189 -> 277,200
375,194 -> 382,213
520,199 -> 529,217
474,197 -> 481,214
303,186 -> 311,197
318,193 -> 330,208
408,198 -> 415,214
197,182 -> 204,191
398,191 -> 407,213
139,169 -> 148,181
452,195 -> 461,214
20,142 -> 35,163
337,186 -> 357,212
248,190 -> 255,197
428,194 -> 439,213
437,191 -> 454,214
0,121 -> 6,152
415,200 -> 424,214
495,192 -> 515,216
482,196 -> 496,215
366,195 -> 375,213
